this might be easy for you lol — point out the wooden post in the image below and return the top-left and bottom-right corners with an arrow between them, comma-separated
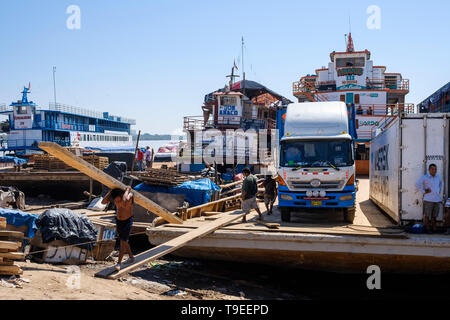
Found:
131,130 -> 141,174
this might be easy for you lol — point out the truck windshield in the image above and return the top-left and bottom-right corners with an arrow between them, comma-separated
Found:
280,140 -> 353,168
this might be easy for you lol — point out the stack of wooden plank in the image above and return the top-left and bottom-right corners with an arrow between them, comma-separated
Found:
81,155 -> 109,171
134,168 -> 193,187
0,217 -> 25,276
33,154 -> 109,171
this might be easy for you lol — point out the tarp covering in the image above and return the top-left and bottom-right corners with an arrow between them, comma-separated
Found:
35,208 -> 98,250
0,156 -> 27,165
204,79 -> 293,105
134,178 -> 220,207
0,208 -> 39,238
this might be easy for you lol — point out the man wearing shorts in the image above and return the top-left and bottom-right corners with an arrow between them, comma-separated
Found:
241,167 -> 263,222
102,186 -> 135,270
416,164 -> 442,233
262,174 -> 277,215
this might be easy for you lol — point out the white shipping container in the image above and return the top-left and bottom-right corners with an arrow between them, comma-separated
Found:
370,113 -> 448,224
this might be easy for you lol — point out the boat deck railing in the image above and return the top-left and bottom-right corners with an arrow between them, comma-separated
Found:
183,116 -> 214,131
293,78 -> 410,96
48,103 -> 136,125
0,104 -> 10,113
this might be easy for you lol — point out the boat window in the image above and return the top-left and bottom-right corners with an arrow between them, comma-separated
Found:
16,106 -> 27,114
336,57 -> 365,68
220,96 -> 237,106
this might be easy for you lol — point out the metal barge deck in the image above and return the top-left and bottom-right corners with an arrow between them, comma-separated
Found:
146,178 -> 450,273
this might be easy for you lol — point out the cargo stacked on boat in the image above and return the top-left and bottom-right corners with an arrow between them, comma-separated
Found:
32,154 -> 109,171
0,217 -> 25,276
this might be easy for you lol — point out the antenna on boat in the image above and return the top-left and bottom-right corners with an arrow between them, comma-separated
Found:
52,66 -> 57,107
226,66 -> 239,91
241,36 -> 246,97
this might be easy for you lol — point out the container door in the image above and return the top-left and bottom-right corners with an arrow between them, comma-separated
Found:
401,117 -> 446,221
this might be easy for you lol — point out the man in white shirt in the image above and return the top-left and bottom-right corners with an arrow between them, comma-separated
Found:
144,146 -> 152,170
415,164 -> 442,233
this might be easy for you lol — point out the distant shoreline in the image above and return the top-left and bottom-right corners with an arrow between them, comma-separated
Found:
132,134 -> 184,141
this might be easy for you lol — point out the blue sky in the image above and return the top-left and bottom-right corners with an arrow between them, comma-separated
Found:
0,0 -> 449,134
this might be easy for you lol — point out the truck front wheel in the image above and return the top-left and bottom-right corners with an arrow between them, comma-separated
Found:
343,207 -> 356,224
281,208 -> 291,222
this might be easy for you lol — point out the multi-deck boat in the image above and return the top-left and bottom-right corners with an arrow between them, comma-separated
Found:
0,86 -> 135,155
292,33 -> 414,174
181,76 -> 291,174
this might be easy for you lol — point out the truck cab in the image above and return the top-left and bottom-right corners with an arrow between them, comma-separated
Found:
276,102 -> 357,223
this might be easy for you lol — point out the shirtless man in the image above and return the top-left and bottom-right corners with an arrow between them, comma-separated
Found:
102,186 -> 135,271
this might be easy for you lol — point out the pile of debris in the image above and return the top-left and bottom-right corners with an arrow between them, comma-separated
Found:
0,217 -> 25,276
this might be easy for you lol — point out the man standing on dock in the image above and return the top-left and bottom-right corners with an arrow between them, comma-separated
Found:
241,167 -> 263,222
144,146 -> 152,170
102,186 -> 135,271
262,173 -> 278,215
416,164 -> 442,233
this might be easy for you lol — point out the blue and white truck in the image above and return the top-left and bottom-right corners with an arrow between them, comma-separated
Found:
275,101 -> 358,223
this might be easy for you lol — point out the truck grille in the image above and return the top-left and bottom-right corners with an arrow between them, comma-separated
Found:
289,180 -> 342,189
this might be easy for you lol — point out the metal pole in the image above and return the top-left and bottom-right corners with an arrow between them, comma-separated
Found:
53,66 -> 57,107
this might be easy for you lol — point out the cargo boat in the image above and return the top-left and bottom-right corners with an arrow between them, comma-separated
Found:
291,33 -> 413,175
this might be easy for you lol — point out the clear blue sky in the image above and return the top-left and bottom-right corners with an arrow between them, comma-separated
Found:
1,0 -> 449,134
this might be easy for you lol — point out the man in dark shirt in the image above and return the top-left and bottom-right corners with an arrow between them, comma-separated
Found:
262,174 -> 278,215
241,167 -> 262,222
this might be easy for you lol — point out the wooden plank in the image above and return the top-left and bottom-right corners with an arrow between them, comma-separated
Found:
0,252 -> 25,260
38,142 -> 183,225
0,231 -> 24,239
0,241 -> 20,251
0,218 -> 6,229
0,264 -> 23,275
95,210 -> 246,279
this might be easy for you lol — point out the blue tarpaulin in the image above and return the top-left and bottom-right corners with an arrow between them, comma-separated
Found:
134,178 -> 220,207
0,156 -> 28,165
0,208 -> 39,238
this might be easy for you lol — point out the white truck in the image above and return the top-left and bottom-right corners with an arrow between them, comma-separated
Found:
370,113 -> 448,224
276,102 -> 357,223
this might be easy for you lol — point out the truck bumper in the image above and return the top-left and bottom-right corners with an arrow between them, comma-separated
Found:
277,185 -> 355,209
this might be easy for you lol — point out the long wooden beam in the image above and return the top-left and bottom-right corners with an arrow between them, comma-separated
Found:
95,210 -> 245,279
38,142 -> 183,224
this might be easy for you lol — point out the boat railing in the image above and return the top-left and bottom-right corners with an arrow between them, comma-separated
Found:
48,103 -> 136,125
355,103 -> 415,116
293,78 -> 410,95
183,116 -> 214,131
0,104 -> 11,113
366,78 -> 410,91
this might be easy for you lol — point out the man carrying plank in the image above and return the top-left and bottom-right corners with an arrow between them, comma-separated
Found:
102,186 -> 135,271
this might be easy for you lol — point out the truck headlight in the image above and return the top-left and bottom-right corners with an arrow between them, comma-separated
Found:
280,194 -> 293,200
306,190 -> 313,197
312,190 -> 319,197
339,195 -> 353,201
319,190 -> 326,197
